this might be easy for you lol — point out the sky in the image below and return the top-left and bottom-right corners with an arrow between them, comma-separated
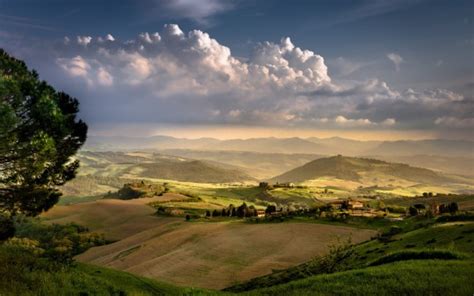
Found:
0,0 -> 473,140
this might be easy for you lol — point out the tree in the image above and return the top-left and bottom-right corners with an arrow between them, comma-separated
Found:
205,210 -> 211,217
246,205 -> 256,217
439,204 -> 447,214
0,49 -> 87,219
265,205 -> 276,215
448,202 -> 459,215
0,214 -> 14,240
408,206 -> 418,216
237,202 -> 248,218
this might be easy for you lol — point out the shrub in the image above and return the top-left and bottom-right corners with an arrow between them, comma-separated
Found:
409,206 -> 419,216
13,219 -> 106,264
0,215 -> 15,241
436,213 -> 474,223
387,226 -> 402,236
386,206 -> 406,214
369,249 -> 465,266
4,237 -> 44,255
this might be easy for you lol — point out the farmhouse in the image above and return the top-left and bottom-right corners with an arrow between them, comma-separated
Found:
256,209 -> 266,217
348,200 -> 364,210
274,182 -> 295,188
429,203 -> 441,214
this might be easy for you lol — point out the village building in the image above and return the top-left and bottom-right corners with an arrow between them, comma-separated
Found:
273,182 -> 295,188
347,200 -> 364,210
256,209 -> 266,218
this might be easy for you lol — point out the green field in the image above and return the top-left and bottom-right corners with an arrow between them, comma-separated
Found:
244,260 -> 474,296
226,216 -> 474,292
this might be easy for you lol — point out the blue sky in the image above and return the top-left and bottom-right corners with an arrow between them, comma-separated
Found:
1,0 -> 473,139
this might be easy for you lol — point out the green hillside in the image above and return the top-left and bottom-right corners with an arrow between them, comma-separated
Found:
270,155 -> 460,185
245,260 -> 474,296
0,258 -> 215,296
75,151 -> 255,184
158,149 -> 323,179
137,160 -> 255,183
227,217 -> 474,293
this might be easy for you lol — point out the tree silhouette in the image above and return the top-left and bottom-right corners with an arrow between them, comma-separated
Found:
265,205 -> 277,215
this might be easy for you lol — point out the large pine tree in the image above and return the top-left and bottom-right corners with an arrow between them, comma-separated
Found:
0,49 -> 87,222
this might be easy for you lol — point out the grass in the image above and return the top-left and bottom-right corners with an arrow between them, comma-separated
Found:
226,217 -> 474,292
57,195 -> 104,205
0,252 -> 216,296
355,221 -> 474,263
367,249 -> 466,266
244,260 -> 474,296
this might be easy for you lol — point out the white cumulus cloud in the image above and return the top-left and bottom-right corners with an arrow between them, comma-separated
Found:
48,24 -> 470,131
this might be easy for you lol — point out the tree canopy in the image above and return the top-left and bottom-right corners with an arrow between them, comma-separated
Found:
0,49 -> 87,217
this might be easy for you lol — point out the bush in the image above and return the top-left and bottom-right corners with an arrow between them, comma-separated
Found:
387,226 -> 402,236
386,206 -> 406,214
13,219 -> 106,264
0,215 -> 15,241
369,249 -> 465,266
409,206 -> 419,216
436,213 -> 474,223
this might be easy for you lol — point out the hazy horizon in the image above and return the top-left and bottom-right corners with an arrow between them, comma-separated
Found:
87,125 -> 470,142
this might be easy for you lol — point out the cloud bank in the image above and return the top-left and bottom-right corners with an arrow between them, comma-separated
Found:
29,24 -> 471,134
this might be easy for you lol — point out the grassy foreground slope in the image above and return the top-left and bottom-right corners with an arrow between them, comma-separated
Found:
245,260 -> 474,296
0,259 -> 215,296
227,218 -> 474,292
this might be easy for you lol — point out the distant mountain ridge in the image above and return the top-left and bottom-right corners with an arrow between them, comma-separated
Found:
85,135 -> 473,157
269,155 -> 464,185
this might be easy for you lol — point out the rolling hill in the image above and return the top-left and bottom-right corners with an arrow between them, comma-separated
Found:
75,151 -> 255,184
43,196 -> 375,290
136,159 -> 255,183
269,155 -> 465,185
158,149 -> 324,179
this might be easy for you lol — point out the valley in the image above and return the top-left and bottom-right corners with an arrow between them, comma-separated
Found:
45,197 -> 375,289
38,137 -> 474,292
